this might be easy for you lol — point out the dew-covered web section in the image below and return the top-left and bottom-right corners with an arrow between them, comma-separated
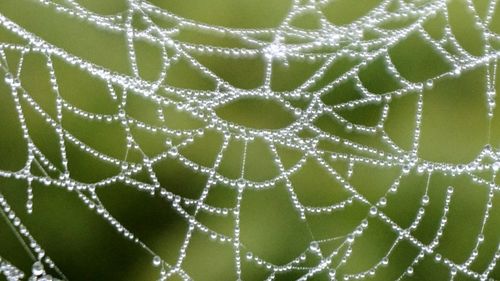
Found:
0,0 -> 499,280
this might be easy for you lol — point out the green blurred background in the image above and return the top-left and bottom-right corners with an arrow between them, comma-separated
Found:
0,0 -> 499,280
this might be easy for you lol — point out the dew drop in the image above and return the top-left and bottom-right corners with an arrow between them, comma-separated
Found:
434,254 -> 442,262
309,241 -> 320,252
32,261 -> 44,276
152,256 -> 161,267
425,79 -> 433,89
246,252 -> 253,260
168,147 -> 179,158
421,195 -> 430,206
492,162 -> 500,172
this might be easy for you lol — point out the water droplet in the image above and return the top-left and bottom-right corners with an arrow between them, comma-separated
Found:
402,165 -> 411,174
378,197 -> 387,207
152,256 -> 161,267
421,195 -> 430,206
434,254 -> 442,262
246,252 -> 253,260
237,179 -> 246,189
32,261 -> 44,276
309,241 -> 320,252
478,234 -> 485,243
168,147 -> 178,158
347,234 -> 355,243
492,162 -> 500,172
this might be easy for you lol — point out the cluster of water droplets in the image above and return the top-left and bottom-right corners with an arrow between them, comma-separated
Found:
0,0 -> 499,280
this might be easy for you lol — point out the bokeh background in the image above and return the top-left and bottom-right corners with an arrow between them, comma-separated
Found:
0,0 -> 500,280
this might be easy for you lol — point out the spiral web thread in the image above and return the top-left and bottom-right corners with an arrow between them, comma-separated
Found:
0,0 -> 499,280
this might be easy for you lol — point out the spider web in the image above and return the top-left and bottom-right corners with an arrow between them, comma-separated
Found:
0,0 -> 499,280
